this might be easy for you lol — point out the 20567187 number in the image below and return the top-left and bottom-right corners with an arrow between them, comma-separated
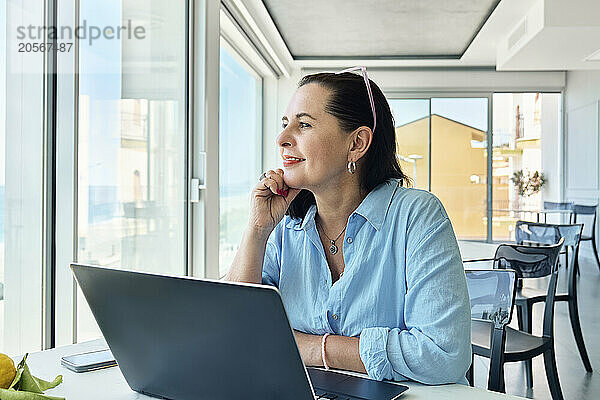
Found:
18,42 -> 73,52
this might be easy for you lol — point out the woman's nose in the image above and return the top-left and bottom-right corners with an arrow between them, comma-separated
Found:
276,127 -> 294,148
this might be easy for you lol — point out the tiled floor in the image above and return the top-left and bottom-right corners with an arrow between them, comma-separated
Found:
463,243 -> 600,399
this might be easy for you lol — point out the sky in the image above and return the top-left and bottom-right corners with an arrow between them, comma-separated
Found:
390,97 -> 488,131
219,46 -> 260,194
79,0 -> 123,186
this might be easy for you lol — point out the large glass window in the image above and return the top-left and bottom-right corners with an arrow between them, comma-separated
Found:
76,0 -> 188,341
392,93 -> 561,242
492,93 -> 562,240
2,1 -> 45,355
0,0 -> 6,352
391,97 -> 488,240
391,99 -> 430,190
218,44 -> 262,277
431,98 -> 488,240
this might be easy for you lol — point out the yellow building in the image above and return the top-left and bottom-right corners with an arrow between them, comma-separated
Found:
396,114 -> 510,240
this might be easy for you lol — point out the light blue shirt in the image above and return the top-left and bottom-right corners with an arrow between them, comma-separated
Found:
261,179 -> 471,384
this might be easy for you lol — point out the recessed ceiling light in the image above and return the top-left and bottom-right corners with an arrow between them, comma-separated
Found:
584,48 -> 600,62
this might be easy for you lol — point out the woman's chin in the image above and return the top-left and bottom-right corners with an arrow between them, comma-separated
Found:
281,170 -> 305,189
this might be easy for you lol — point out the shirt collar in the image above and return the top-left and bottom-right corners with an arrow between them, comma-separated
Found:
300,204 -> 318,230
285,179 -> 399,232
285,203 -> 317,231
353,179 -> 399,231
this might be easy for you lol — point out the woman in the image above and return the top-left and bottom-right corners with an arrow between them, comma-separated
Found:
224,69 -> 471,384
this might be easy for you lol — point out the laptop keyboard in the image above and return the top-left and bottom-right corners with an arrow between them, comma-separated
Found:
313,389 -> 358,399
307,368 -> 407,400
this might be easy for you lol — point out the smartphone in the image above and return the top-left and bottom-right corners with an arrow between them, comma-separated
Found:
61,349 -> 117,373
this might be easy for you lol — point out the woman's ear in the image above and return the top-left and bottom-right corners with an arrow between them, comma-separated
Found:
348,126 -> 373,162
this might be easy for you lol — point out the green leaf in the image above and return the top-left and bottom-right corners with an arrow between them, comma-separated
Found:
7,367 -> 23,390
31,374 -> 62,393
15,362 -> 44,394
0,388 -> 65,400
5,354 -> 62,396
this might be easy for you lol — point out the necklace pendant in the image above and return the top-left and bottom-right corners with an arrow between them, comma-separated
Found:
329,242 -> 338,255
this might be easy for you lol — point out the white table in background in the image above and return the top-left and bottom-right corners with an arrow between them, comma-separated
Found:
492,208 -> 573,223
16,339 -> 524,399
459,240 -> 500,263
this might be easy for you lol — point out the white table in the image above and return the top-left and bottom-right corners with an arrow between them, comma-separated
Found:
492,208 -> 573,223
458,240 -> 500,263
16,339 -> 524,399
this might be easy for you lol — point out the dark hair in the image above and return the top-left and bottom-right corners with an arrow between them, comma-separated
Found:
286,72 -> 409,220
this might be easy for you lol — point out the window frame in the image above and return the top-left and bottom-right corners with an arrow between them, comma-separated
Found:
218,37 -> 264,277
3,0 -> 48,355
387,90 -> 563,243
387,91 -> 493,241
53,0 -> 206,344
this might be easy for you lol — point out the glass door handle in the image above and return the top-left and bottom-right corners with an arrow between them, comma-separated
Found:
190,152 -> 207,203
190,178 -> 206,203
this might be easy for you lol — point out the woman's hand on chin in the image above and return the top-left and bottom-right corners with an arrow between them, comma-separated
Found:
249,168 -> 301,238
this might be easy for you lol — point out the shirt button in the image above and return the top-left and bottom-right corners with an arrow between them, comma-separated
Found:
347,237 -> 353,244
332,314 -> 339,320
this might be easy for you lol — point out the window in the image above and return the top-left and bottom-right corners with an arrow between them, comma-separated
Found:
2,2 -> 45,355
76,1 -> 188,341
218,43 -> 262,277
392,93 -> 562,242
492,93 -> 562,240
0,0 -> 6,352
431,98 -> 488,241
391,99 -> 430,190
391,97 -> 489,240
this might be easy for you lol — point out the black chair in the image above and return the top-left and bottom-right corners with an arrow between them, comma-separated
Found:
571,204 -> 600,272
465,269 -> 517,391
544,201 -> 573,211
465,239 -> 565,400
542,201 -> 574,224
515,219 -> 567,267
514,221 -> 592,388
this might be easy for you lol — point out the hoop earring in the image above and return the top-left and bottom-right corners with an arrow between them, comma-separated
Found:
347,161 -> 356,174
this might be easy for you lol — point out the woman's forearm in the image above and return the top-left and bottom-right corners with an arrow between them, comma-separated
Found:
295,331 -> 367,375
223,226 -> 271,284
326,335 -> 367,374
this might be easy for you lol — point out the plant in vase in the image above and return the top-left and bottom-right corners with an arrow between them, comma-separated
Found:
511,169 -> 546,201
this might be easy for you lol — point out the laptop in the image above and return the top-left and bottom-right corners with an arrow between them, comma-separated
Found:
71,263 -> 408,400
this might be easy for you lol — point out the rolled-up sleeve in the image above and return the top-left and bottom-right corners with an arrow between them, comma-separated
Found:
359,217 -> 471,384
261,241 -> 280,287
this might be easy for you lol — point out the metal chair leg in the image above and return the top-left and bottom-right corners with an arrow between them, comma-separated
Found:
515,303 -> 534,387
521,303 -> 534,388
488,328 -> 506,393
467,352 -> 474,386
516,304 -> 524,330
575,242 -> 581,276
591,237 -> 600,272
488,358 -> 505,393
568,293 -> 593,372
543,347 -> 564,400
499,363 -> 505,393
567,254 -> 593,372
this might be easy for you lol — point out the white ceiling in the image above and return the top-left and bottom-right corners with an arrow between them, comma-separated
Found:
262,0 -> 500,59
496,0 -> 600,70
248,0 -> 600,71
